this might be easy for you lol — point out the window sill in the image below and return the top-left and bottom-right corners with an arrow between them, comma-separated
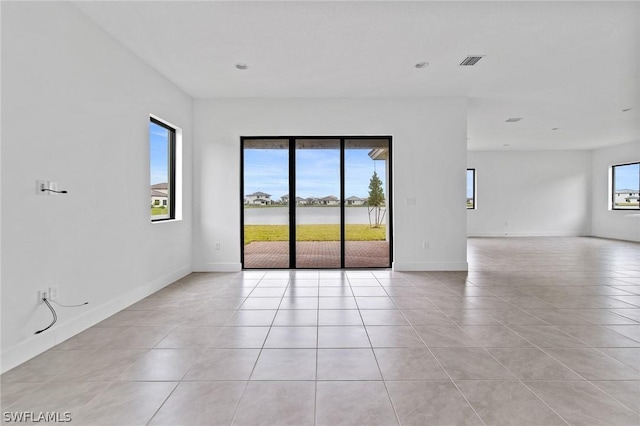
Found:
151,218 -> 182,224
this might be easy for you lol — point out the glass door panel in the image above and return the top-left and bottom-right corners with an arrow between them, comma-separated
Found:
242,139 -> 290,268
242,136 -> 392,269
344,139 -> 391,267
295,139 -> 342,268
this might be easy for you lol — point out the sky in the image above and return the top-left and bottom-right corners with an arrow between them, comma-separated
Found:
467,169 -> 474,199
244,148 -> 386,200
614,163 -> 640,191
150,121 -> 169,185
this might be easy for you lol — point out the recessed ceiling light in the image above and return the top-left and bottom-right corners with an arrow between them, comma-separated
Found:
622,108 -> 633,112
415,61 -> 429,69
235,63 -> 248,70
505,118 -> 523,122
460,55 -> 485,66
552,127 -> 560,130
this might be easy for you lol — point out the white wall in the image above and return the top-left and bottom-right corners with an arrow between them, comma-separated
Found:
467,150 -> 591,237
1,2 -> 193,372
193,98 -> 468,272
591,140 -> 640,242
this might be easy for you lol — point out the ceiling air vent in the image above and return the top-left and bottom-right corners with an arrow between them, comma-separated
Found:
459,55 -> 485,66
506,118 -> 523,122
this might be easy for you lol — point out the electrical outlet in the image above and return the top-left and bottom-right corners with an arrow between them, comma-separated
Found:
215,242 -> 221,250
36,180 -> 49,195
38,289 -> 48,303
48,286 -> 58,301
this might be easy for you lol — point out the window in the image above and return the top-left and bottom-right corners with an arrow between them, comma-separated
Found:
612,162 -> 640,210
150,117 -> 176,221
467,168 -> 476,209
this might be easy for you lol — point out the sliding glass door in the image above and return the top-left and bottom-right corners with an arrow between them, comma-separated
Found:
295,139 -> 342,268
242,136 -> 392,269
242,139 -> 290,268
344,139 -> 390,267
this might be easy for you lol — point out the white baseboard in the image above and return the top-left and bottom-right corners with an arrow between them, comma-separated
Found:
392,261 -> 468,271
1,265 -> 192,374
198,263 -> 243,272
467,231 -> 587,237
590,232 -> 640,243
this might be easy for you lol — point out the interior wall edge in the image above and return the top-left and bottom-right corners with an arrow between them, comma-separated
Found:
392,261 -> 468,272
195,263 -> 243,273
590,231 -> 640,243
467,231 -> 590,238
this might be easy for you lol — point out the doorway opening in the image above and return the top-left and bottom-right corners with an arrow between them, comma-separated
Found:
241,136 -> 392,269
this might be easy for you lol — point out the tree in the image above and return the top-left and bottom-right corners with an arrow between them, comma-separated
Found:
367,171 -> 386,228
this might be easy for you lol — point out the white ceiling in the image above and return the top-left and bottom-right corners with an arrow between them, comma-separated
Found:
73,1 -> 639,151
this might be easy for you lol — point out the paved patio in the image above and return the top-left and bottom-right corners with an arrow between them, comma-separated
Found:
244,241 -> 390,268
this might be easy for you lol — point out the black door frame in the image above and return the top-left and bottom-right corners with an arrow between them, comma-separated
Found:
241,135 -> 393,269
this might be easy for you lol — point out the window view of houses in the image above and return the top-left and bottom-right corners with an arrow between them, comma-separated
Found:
614,189 -> 640,209
149,118 -> 174,220
466,169 -> 475,209
612,162 -> 640,209
244,192 -> 369,207
151,182 -> 169,215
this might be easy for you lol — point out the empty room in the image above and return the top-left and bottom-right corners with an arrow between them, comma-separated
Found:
1,1 -> 639,425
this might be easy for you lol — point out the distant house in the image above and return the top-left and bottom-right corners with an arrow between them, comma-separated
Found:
320,195 -> 340,205
151,189 -> 168,207
245,191 -> 273,205
345,196 -> 365,206
151,182 -> 168,194
295,197 -> 306,205
614,189 -> 640,206
304,197 -> 319,205
280,194 -> 289,204
151,183 -> 168,207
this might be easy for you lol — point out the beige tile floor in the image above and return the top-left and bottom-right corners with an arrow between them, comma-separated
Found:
2,237 -> 640,425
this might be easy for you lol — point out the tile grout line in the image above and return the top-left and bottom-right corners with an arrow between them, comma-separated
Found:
350,272 -> 403,426
228,273 -> 283,426
431,290 -> 576,426
144,381 -> 181,426
141,304 -> 220,425
393,277 -> 490,426
502,320 -> 640,417
314,271 -> 321,426
184,274 -> 254,426
455,272 -> 640,422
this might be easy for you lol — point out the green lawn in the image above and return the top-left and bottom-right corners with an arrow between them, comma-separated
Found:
244,224 -> 386,245
151,207 -> 167,215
